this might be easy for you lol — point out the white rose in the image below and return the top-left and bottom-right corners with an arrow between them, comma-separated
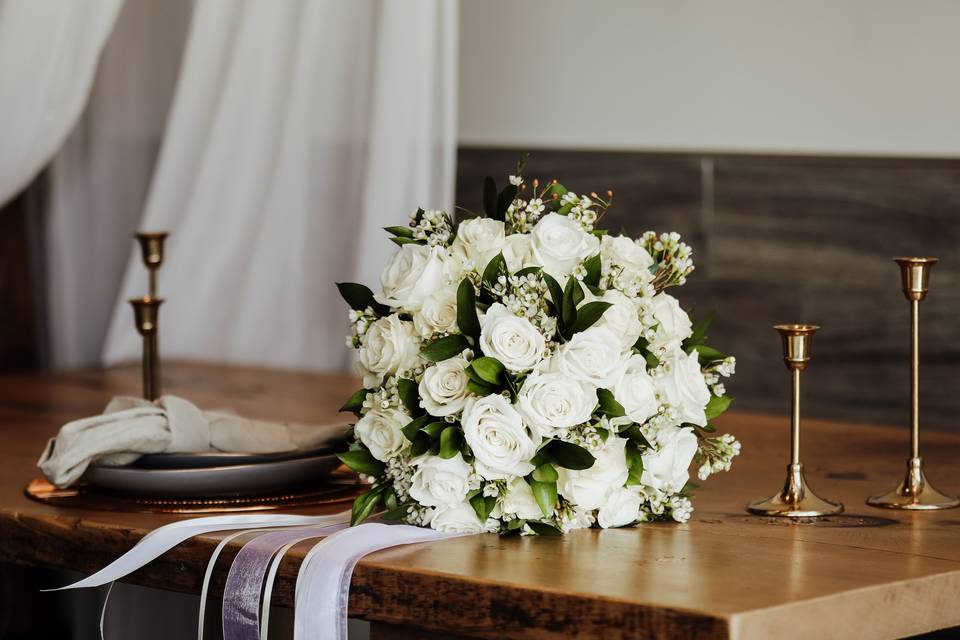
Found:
462,394 -> 538,480
613,355 -> 659,424
429,501 -> 485,533
641,426 -> 698,492
556,436 -> 629,510
656,348 -> 711,426
530,212 -> 599,279
419,357 -> 471,416
354,408 -> 411,462
517,370 -> 596,437
502,476 -> 545,520
502,233 -> 534,272
594,289 -> 643,349
601,234 -> 653,276
555,326 -> 627,388
452,218 -> 505,271
648,293 -> 693,352
413,286 -> 459,338
479,303 -> 545,373
597,486 -> 642,528
376,244 -> 446,310
356,314 -> 420,387
408,453 -> 472,508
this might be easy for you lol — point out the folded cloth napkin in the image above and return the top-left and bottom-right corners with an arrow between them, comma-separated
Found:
37,395 -> 350,488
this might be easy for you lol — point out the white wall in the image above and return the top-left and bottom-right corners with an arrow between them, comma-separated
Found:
459,0 -> 960,157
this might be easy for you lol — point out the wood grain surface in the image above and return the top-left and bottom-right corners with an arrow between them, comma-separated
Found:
2,362 -> 960,639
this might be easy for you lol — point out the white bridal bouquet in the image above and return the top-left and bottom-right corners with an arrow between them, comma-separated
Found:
336,166 -> 740,535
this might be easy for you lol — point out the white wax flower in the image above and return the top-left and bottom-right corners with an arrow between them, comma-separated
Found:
656,348 -> 711,426
556,436 -> 629,510
530,212 -> 599,279
613,354 -> 659,424
594,289 -> 643,349
555,326 -> 626,388
376,243 -> 447,311
356,314 -> 419,387
354,408 -> 411,462
429,501 -> 485,533
597,486 -> 642,528
641,426 -> 698,492
408,453 -> 472,508
516,370 -> 596,437
479,303 -> 545,373
648,293 -> 693,352
502,476 -> 545,520
451,217 -> 505,271
462,394 -> 538,480
600,234 -> 653,276
418,357 -> 471,416
413,286 -> 459,338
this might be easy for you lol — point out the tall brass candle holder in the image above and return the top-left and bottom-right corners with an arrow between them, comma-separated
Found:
747,324 -> 844,517
867,257 -> 959,510
129,297 -> 163,401
134,232 -> 168,299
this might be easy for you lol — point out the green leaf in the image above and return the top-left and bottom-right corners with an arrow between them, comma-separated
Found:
469,493 -> 497,522
620,423 -> 651,448
680,480 -> 700,497
625,442 -> 644,486
632,336 -> 650,352
541,440 -> 596,470
422,421 -> 447,438
420,334 -> 469,362
543,273 -> 563,315
695,345 -> 726,363
336,449 -> 385,476
529,479 -> 558,517
526,521 -> 562,536
384,225 -> 414,238
350,487 -> 384,526
597,388 -> 625,418
561,277 -> 581,333
570,301 -> 612,334
410,432 -> 431,456
339,388 -> 370,415
335,282 -> 389,315
496,184 -> 518,219
396,378 -> 421,416
531,462 -> 558,483
550,182 -> 568,198
401,414 -> 432,441
456,279 -> 481,339
482,176 -> 497,217
439,426 -> 463,459
515,266 -> 541,277
389,237 -> 420,246
704,395 -> 733,420
481,253 -> 507,288
469,357 -> 506,386
582,253 -> 602,287
699,422 -> 717,433
380,504 -> 411,521
685,311 -> 714,347
467,379 -> 497,396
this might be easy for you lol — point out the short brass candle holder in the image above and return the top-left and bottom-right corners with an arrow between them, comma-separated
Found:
134,231 -> 168,299
129,297 -> 163,401
747,324 -> 844,517
867,257 -> 959,510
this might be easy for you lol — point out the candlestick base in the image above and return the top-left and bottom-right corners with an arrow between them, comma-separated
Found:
867,457 -> 959,510
747,463 -> 844,517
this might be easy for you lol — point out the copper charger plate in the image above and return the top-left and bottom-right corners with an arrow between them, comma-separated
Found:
24,466 -> 364,514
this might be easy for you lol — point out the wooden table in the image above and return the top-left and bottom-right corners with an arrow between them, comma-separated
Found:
1,363 -> 959,639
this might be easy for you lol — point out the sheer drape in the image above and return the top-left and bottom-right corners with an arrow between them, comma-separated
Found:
101,0 -> 458,371
0,0 -> 122,208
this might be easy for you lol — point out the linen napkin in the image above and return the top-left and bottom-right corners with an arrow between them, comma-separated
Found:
37,395 -> 350,488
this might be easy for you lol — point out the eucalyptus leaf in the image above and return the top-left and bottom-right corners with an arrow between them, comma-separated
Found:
420,334 -> 469,362
597,388 -> 626,418
529,479 -> 558,517
439,426 -> 463,459
625,442 -> 644,486
456,279 -> 481,339
531,462 -> 558,483
469,357 -> 506,386
401,414 -> 431,441
422,421 -> 448,438
542,439 -> 595,470
570,301 -> 612,334
467,379 -> 497,396
469,493 -> 497,522
336,449 -> 385,476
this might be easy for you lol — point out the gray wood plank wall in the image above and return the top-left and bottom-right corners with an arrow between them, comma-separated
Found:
457,147 -> 960,433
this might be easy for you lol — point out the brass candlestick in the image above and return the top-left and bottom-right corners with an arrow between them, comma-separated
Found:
747,324 -> 844,517
129,297 -> 163,401
134,232 -> 168,298
867,257 -> 959,510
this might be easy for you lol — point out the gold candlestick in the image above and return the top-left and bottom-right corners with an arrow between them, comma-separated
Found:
747,324 -> 843,517
129,297 -> 163,401
867,257 -> 959,510
134,232 -> 168,299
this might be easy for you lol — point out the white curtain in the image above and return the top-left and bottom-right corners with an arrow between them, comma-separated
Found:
0,0 -> 122,208
101,0 -> 458,371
